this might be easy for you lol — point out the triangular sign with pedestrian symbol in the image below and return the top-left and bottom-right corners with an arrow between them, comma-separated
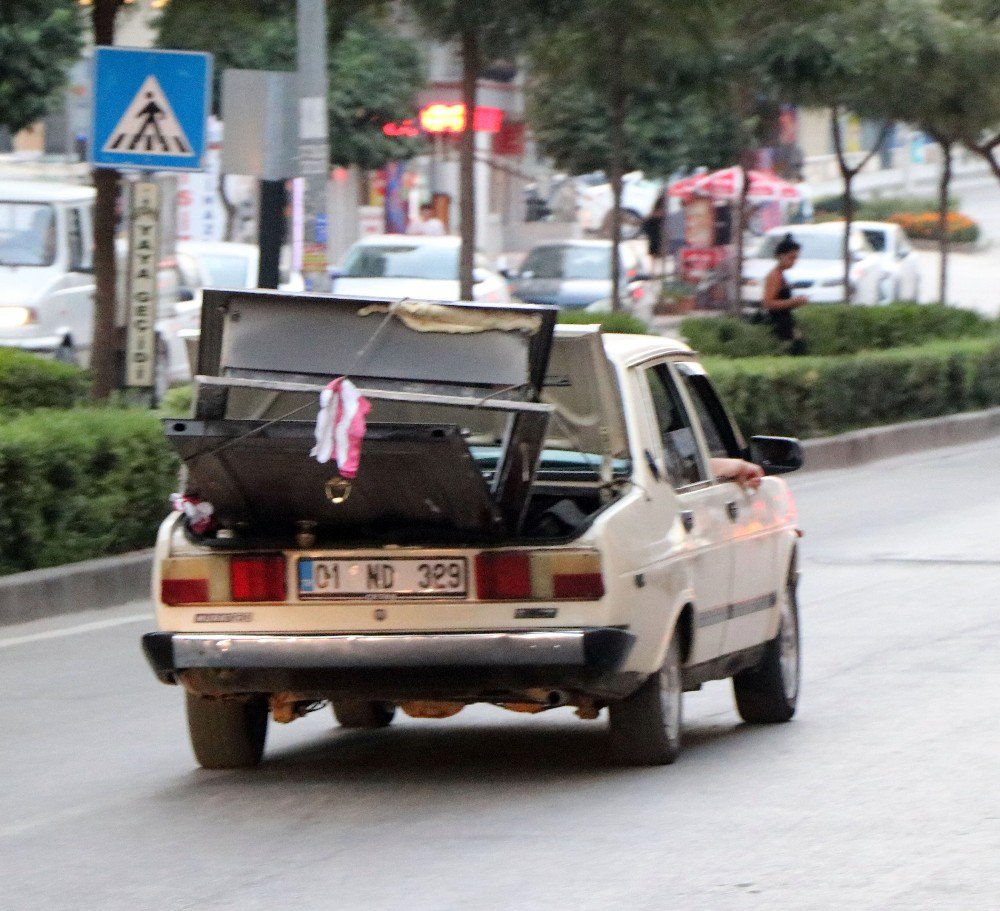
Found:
102,75 -> 194,158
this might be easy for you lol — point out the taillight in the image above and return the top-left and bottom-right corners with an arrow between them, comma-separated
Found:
476,551 -> 532,600
475,550 -> 604,601
230,554 -> 287,602
161,577 -> 210,605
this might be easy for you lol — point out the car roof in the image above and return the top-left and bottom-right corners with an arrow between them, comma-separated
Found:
353,234 -> 459,248
178,241 -> 258,256
764,222 -> 859,236
0,180 -> 95,203
597,331 -> 693,363
529,239 -> 616,250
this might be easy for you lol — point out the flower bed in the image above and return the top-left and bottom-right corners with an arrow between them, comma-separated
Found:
887,212 -> 980,244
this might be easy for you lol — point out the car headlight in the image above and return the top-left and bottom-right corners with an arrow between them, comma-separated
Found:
0,306 -> 36,329
821,278 -> 846,287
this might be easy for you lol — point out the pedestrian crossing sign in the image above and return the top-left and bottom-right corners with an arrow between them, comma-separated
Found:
91,47 -> 212,172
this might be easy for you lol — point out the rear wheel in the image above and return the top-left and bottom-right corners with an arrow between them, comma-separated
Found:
54,336 -> 78,366
732,571 -> 800,723
608,634 -> 682,765
186,693 -> 268,769
332,700 -> 396,729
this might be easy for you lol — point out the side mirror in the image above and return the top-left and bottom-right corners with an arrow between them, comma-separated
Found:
633,271 -> 652,282
748,435 -> 804,475
177,287 -> 196,303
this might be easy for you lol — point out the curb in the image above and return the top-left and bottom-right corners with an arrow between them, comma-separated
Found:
0,549 -> 152,629
3,406 -> 1000,628
800,405 -> 1000,471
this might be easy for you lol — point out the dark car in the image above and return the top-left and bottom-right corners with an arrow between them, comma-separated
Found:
509,240 -> 649,310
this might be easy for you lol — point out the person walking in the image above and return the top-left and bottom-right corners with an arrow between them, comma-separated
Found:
762,233 -> 808,355
641,197 -> 667,277
408,202 -> 446,236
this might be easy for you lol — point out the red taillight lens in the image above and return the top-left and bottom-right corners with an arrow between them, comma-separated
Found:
475,551 -> 532,600
230,554 -> 286,602
553,572 -> 605,600
161,578 -> 210,606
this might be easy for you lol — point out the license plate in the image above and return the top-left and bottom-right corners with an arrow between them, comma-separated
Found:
298,558 -> 468,600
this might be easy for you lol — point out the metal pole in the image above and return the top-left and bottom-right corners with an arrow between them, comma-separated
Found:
296,0 -> 330,293
257,179 -> 285,289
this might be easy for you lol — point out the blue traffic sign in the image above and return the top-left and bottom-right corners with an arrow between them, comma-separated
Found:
91,47 -> 212,172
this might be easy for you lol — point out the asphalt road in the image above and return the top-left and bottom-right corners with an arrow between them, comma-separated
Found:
3,440 -> 999,910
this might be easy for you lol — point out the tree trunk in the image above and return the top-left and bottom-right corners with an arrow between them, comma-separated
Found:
730,85 -> 753,315
937,140 -> 953,306
830,107 -> 853,304
90,0 -> 121,401
458,27 -> 478,301
609,82 -> 625,312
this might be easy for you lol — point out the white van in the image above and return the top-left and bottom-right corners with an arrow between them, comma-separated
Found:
0,180 -> 97,363
0,179 -> 191,392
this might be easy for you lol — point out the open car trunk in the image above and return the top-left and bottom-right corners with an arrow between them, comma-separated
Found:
171,292 -> 554,544
168,291 -> 630,546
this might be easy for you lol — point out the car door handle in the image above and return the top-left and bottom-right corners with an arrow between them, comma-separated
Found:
680,510 -> 695,532
726,500 -> 740,522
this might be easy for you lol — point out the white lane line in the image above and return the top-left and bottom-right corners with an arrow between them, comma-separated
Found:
0,613 -> 150,649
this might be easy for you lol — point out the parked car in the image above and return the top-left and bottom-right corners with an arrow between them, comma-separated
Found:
177,240 -> 304,294
742,223 -> 884,305
508,239 -> 651,313
142,292 -> 804,769
330,235 -> 510,303
575,171 -> 664,239
844,220 -> 921,302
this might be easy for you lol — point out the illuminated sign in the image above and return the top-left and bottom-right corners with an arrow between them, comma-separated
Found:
382,105 -> 505,137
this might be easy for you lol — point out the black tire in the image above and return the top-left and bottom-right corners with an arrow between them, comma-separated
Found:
733,572 -> 801,724
153,333 -> 169,407
186,693 -> 268,769
54,337 -> 78,366
608,635 -> 683,766
332,700 -> 396,729
601,207 -> 644,241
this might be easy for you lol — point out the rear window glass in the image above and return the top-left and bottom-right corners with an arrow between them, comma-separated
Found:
343,244 -> 457,280
521,246 -> 615,280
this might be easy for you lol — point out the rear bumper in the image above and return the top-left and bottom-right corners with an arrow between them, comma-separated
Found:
142,628 -> 635,684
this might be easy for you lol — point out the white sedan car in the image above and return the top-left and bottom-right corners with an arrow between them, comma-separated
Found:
143,294 -> 803,769
330,235 -> 510,304
848,220 -> 922,302
743,224 -> 884,305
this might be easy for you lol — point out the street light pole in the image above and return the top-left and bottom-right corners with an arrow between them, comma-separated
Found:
296,0 -> 330,293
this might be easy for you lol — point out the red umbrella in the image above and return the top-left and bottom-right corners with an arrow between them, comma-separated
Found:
668,166 -> 802,202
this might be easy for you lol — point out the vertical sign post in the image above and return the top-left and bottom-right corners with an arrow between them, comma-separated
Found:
125,180 -> 160,399
297,0 -> 331,293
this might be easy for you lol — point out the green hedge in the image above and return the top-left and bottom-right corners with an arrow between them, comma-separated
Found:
0,409 -> 178,575
705,338 -> 1000,439
682,305 -> 996,358
813,194 -> 959,220
0,348 -> 89,415
557,310 -> 651,334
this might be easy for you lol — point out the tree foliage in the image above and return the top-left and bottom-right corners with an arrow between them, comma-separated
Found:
156,1 -> 425,169
0,0 -> 83,134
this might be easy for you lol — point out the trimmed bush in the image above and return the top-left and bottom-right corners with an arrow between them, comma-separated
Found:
0,408 -> 178,575
813,194 -> 958,220
160,384 -> 193,416
887,212 -> 980,244
557,310 -> 651,334
0,348 -> 89,415
681,304 -> 996,358
704,338 -> 1000,439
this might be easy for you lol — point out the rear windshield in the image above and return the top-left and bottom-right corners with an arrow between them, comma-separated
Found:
521,246 -> 613,280
343,244 -> 457,280
757,232 -> 868,260
198,252 -> 253,288
0,202 -> 57,267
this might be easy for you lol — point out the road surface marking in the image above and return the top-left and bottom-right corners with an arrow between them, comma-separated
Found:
0,613 -> 149,649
